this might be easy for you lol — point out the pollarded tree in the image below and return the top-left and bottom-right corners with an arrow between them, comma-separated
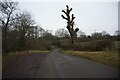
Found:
61,5 -> 79,50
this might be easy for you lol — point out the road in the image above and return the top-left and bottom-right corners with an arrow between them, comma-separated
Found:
3,49 -> 119,78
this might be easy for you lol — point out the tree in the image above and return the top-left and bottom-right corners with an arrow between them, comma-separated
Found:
42,30 -> 53,40
55,28 -> 69,38
102,31 -> 107,36
114,30 -> 120,41
0,0 -> 18,53
91,32 -> 102,39
61,5 -> 79,50
38,27 -> 45,37
77,30 -> 86,38
14,11 -> 35,50
114,30 -> 120,36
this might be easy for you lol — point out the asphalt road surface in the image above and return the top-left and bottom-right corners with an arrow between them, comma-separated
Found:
3,49 -> 119,78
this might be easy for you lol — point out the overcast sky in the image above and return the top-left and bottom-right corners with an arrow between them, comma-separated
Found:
17,0 -> 118,35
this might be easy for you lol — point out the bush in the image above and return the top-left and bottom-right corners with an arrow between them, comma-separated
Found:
112,41 -> 120,52
60,43 -> 71,50
73,40 -> 112,51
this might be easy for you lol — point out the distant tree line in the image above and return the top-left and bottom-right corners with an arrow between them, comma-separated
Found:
0,1 -> 119,54
0,1 -> 54,53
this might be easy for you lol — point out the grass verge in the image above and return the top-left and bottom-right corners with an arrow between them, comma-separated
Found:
3,50 -> 49,56
63,50 -> 118,68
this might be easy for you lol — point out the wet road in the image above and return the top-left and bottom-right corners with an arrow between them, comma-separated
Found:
3,49 -> 119,78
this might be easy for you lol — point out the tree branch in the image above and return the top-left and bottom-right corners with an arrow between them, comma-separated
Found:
62,10 -> 68,17
70,14 -> 75,23
70,8 -> 72,12
0,19 -> 5,25
75,28 -> 79,33
61,15 -> 68,20
71,22 -> 74,29
66,5 -> 69,10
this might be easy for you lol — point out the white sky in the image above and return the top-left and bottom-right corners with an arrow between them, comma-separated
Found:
17,0 -> 118,35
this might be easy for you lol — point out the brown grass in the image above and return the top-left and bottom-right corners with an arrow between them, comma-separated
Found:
63,50 -> 118,68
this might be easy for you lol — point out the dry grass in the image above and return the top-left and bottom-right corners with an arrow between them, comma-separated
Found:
3,50 -> 49,56
63,50 -> 118,68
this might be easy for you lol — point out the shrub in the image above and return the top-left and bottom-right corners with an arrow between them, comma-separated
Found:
74,40 -> 112,51
60,43 -> 71,50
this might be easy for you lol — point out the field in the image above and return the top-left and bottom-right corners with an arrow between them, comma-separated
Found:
63,50 -> 119,68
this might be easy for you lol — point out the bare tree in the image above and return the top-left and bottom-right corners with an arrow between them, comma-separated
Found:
14,11 -> 35,50
38,27 -> 45,37
0,0 -> 18,53
55,28 -> 69,38
114,30 -> 120,36
61,5 -> 79,50
77,30 -> 86,38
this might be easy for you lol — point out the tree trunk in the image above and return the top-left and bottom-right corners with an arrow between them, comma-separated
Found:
71,35 -> 75,50
3,26 -> 8,53
3,14 -> 11,53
